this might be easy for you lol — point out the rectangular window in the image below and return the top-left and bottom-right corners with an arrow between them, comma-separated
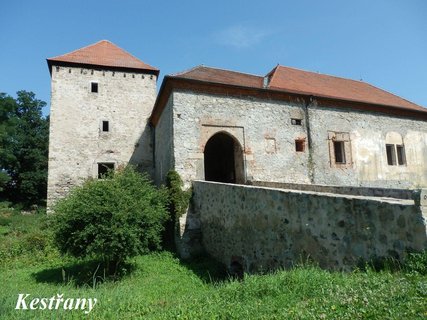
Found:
333,141 -> 346,164
98,163 -> 114,179
386,144 -> 396,166
291,118 -> 302,125
91,82 -> 98,93
102,120 -> 109,132
295,140 -> 305,152
396,145 -> 406,165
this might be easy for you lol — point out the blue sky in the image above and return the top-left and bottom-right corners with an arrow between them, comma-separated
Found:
1,0 -> 426,115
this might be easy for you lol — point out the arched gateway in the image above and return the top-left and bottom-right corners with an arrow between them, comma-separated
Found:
204,132 -> 245,184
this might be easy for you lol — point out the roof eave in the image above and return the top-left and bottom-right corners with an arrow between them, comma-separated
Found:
150,77 -> 427,126
46,59 -> 160,76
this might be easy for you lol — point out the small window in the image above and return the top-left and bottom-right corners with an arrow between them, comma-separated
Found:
396,145 -> 406,165
291,118 -> 302,125
102,121 -> 109,132
386,144 -> 396,166
333,141 -> 346,164
91,82 -> 98,93
387,144 -> 406,166
295,140 -> 305,152
98,163 -> 114,179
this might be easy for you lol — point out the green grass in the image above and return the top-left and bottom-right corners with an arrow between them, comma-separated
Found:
0,211 -> 426,319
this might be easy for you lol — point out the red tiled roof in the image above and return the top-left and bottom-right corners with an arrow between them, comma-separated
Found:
267,65 -> 425,112
47,40 -> 158,72
172,65 -> 264,88
170,65 -> 425,113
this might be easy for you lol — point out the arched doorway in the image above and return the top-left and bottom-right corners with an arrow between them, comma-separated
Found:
204,132 -> 244,184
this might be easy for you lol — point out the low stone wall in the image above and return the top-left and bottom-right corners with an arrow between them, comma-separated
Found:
192,181 -> 427,272
248,181 -> 414,200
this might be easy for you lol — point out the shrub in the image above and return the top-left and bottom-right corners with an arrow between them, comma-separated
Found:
51,166 -> 169,273
404,251 -> 427,275
166,170 -> 192,220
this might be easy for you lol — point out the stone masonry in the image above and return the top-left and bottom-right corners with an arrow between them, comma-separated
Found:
155,90 -> 427,189
47,65 -> 157,209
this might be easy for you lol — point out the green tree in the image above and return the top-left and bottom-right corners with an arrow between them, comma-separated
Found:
0,91 -> 49,206
52,166 -> 169,274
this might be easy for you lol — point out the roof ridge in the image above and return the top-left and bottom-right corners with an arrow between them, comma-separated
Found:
47,40 -> 159,72
170,65 -> 205,77
172,65 -> 263,79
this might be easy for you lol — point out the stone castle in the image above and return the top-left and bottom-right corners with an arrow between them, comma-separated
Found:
47,40 -> 427,270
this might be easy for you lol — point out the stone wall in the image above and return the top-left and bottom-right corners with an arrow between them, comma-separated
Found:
308,104 -> 427,188
154,94 -> 174,185
47,65 -> 157,209
249,181 -> 414,199
171,90 -> 310,188
192,181 -> 427,271
166,90 -> 427,189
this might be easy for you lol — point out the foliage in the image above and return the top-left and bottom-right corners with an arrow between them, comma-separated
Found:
163,171 -> 192,248
166,170 -> 192,220
1,246 -> 427,319
404,251 -> 427,275
51,167 -> 169,272
0,91 -> 49,207
0,207 -> 53,265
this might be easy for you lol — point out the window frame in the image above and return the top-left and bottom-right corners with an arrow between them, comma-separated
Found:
386,144 -> 406,166
328,131 -> 352,168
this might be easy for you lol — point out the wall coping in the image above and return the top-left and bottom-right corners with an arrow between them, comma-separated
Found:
193,180 -> 415,206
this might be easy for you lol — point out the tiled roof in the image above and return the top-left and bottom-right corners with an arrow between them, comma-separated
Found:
172,65 -> 264,88
267,65 -> 424,112
47,40 -> 158,72
170,65 -> 425,112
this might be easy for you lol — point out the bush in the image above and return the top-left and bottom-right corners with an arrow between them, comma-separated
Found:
166,170 -> 192,220
51,167 -> 169,273
404,251 -> 427,275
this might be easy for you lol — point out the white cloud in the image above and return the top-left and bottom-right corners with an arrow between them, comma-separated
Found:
214,25 -> 271,49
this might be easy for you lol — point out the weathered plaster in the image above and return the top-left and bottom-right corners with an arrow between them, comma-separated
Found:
47,66 -> 156,209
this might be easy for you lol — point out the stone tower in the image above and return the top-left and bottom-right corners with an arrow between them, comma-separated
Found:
46,40 -> 159,209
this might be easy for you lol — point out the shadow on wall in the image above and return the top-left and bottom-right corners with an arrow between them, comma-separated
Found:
128,122 -> 153,177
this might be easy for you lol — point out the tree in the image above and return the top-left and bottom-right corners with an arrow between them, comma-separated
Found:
51,167 -> 169,274
0,91 -> 49,206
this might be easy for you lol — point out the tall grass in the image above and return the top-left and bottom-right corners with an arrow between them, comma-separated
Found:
0,209 -> 426,319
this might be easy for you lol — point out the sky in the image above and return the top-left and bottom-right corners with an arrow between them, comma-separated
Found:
1,0 -> 426,116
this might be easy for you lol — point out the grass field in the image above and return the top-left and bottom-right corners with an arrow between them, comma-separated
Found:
0,209 -> 426,319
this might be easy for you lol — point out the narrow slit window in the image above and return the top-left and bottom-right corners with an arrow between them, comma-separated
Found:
98,163 -> 114,179
333,141 -> 346,164
291,118 -> 302,125
396,145 -> 406,165
91,82 -> 98,93
386,144 -> 396,166
295,140 -> 305,152
102,121 -> 109,132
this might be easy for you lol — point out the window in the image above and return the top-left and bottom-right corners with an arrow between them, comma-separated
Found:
291,118 -> 302,125
98,163 -> 114,178
333,141 -> 346,163
295,139 -> 305,152
396,145 -> 406,165
102,120 -> 109,132
328,131 -> 352,168
386,144 -> 406,166
91,82 -> 98,93
386,144 -> 396,165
